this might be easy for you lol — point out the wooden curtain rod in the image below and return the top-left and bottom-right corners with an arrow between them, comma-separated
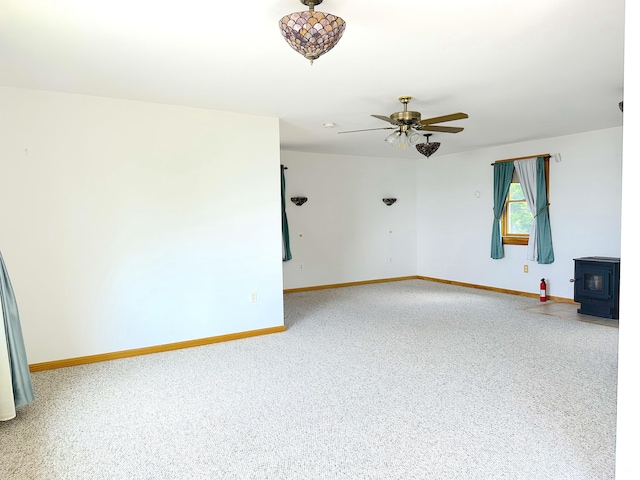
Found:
491,154 -> 550,165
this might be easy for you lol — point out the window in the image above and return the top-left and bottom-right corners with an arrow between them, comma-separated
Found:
501,156 -> 549,246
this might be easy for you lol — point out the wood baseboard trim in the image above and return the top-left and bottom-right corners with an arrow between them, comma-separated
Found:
284,276 -> 420,294
284,275 -> 576,304
34,276 -> 572,372
416,276 -> 577,304
29,325 -> 286,373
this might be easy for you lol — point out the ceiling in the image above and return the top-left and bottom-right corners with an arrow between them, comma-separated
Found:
0,0 -> 626,159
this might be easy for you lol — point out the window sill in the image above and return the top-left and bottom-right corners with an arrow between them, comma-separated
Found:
503,237 -> 529,246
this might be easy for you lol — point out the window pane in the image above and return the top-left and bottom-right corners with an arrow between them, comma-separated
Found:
507,201 -> 533,234
509,183 -> 525,201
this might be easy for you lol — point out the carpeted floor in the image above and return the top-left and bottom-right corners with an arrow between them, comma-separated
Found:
0,280 -> 619,479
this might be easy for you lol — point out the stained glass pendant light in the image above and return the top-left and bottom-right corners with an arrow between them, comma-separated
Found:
416,134 -> 441,158
279,0 -> 346,65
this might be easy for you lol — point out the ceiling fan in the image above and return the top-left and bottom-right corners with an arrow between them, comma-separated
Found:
338,96 -> 468,152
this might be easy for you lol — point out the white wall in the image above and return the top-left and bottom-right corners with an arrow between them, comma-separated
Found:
615,1 -> 640,476
281,151 -> 417,289
282,129 -> 622,299
4,86 -> 621,362
0,86 -> 284,364
417,127 -> 623,299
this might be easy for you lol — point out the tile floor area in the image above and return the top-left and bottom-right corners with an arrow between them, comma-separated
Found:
525,301 -> 619,328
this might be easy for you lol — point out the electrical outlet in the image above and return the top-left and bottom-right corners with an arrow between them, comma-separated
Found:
524,264 -> 529,273
389,257 -> 392,263
250,292 -> 257,303
299,264 -> 303,270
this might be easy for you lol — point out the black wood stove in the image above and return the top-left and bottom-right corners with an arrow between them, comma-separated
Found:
572,256 -> 621,319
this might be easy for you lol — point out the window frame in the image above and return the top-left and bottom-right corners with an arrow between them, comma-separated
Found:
501,156 -> 549,246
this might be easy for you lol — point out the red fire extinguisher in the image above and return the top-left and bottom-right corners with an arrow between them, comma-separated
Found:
540,278 -> 547,302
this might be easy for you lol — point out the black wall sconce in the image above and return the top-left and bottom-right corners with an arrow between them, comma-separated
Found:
291,197 -> 308,206
382,198 -> 397,206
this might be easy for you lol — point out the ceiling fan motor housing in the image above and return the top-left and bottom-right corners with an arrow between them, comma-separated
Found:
390,110 -> 422,126
390,96 -> 421,126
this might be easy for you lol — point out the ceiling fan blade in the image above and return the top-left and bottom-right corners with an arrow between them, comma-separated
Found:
418,125 -> 464,133
338,127 -> 396,134
371,114 -> 394,124
420,112 -> 469,125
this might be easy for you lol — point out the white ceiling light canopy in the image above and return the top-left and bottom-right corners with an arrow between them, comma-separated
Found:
279,0 -> 346,65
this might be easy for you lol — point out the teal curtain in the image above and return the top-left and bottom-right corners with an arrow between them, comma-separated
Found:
491,161 -> 515,259
280,166 -> 292,262
535,156 -> 554,264
1,251 -> 34,410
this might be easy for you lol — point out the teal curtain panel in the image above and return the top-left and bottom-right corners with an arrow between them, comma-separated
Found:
535,156 -> 555,264
280,166 -> 292,262
491,161 -> 515,259
1,250 -> 34,420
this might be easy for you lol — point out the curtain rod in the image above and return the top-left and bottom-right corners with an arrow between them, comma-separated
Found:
491,153 -> 550,165
281,165 -> 288,169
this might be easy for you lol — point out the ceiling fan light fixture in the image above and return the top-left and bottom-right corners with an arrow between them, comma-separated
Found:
407,129 -> 423,145
385,131 -> 401,145
279,0 -> 346,65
